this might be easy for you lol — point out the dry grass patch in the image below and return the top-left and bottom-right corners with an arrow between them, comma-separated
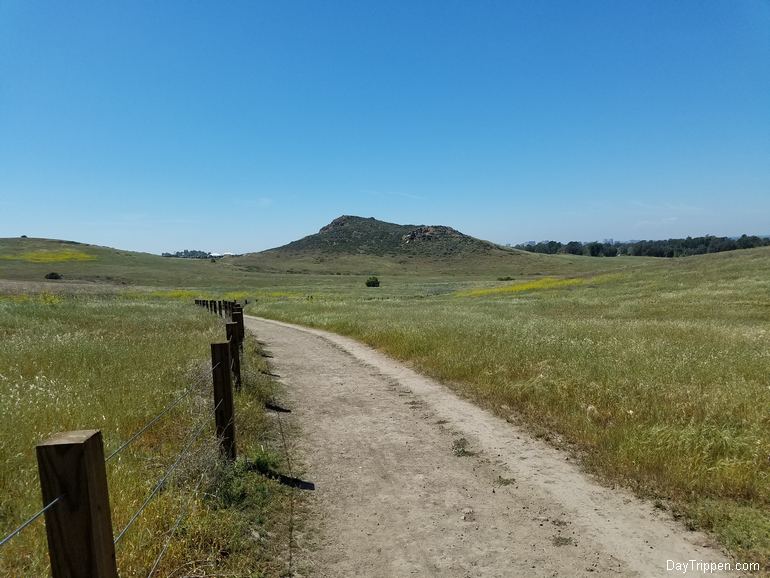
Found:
0,294 -> 296,576
248,249 -> 770,568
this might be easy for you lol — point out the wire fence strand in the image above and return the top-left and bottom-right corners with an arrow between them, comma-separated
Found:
145,474 -> 205,578
105,362 -> 220,463
0,358 -> 220,551
0,495 -> 62,549
114,400 -> 222,546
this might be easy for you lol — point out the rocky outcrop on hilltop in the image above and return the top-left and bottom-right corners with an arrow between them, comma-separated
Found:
402,225 -> 468,244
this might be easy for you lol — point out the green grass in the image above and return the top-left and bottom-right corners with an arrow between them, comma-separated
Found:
0,235 -> 652,289
4,234 -> 770,569
0,293 -> 296,577
246,246 -> 770,569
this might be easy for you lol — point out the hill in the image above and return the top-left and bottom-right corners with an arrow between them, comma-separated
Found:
231,215 -> 639,276
276,215 -> 495,256
0,220 -> 668,287
0,237 -> 260,288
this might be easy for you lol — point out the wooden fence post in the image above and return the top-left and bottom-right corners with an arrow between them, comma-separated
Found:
226,322 -> 242,390
36,430 -> 118,578
211,343 -> 236,461
232,309 -> 244,351
218,300 -> 223,317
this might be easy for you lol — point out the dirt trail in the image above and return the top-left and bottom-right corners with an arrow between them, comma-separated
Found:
245,316 -> 734,578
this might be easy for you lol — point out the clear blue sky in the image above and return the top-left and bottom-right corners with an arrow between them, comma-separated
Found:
1,1 -> 768,253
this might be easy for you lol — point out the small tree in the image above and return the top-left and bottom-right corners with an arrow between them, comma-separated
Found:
365,276 -> 380,287
562,241 -> 583,255
586,241 -> 603,257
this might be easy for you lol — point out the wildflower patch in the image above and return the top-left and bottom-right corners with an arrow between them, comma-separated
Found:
0,250 -> 97,263
455,274 -> 622,298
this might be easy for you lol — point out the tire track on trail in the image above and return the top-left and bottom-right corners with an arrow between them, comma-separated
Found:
245,315 -> 735,578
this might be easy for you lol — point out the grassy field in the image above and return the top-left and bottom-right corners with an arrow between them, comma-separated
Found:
0,291 -> 297,577
4,235 -> 770,569
0,237 -> 264,288
246,247 -> 770,568
0,236 -> 650,287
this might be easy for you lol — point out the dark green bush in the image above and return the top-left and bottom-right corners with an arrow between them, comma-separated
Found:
365,276 -> 380,287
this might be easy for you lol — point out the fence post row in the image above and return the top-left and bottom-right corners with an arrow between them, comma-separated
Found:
210,343 -> 236,461
36,430 -> 119,578
18,300 -> 244,575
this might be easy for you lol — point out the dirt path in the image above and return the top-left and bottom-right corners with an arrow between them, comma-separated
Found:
245,316 -> 735,578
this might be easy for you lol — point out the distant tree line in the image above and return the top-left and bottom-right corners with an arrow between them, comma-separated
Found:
162,249 -> 214,259
515,235 -> 770,258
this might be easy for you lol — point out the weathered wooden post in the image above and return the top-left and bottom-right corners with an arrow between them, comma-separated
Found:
36,430 -> 118,578
226,322 -> 242,390
218,300 -> 223,317
211,343 -> 236,461
232,308 -> 244,352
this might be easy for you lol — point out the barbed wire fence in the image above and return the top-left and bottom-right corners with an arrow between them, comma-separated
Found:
0,299 -> 247,577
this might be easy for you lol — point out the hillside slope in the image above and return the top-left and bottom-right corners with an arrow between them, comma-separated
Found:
231,215 -> 638,276
0,237 -> 254,288
277,215 -> 495,257
0,219 -> 661,286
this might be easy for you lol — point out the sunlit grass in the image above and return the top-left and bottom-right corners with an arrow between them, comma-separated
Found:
249,248 -> 770,568
0,295 -> 293,576
455,273 -> 624,297
147,288 -> 200,300
0,292 -> 63,304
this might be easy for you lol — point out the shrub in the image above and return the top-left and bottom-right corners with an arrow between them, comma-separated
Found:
365,276 -> 380,287
44,272 -> 62,280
